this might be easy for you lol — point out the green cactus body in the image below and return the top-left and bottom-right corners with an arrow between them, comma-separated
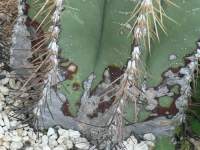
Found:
26,0 -> 200,147
58,0 -> 135,115
147,0 -> 200,86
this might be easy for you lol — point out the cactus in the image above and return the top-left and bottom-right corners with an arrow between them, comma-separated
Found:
5,0 -> 200,149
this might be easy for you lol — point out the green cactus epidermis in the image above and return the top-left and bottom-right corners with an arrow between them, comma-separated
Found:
59,0 -> 134,115
27,0 -> 200,122
147,0 -> 200,86
155,136 -> 175,150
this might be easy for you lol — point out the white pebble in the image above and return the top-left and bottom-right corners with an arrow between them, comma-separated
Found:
2,141 -> 10,149
57,136 -> 65,144
0,71 -> 9,85
127,136 -> 138,145
42,135 -> 48,145
16,128 -> 23,136
2,112 -> 10,129
9,79 -> 20,90
10,120 -> 18,127
26,147 -> 34,150
134,142 -> 148,150
28,130 -> 37,141
0,138 -> 3,145
145,141 -> 155,148
0,86 -> 9,95
53,145 -> 66,150
47,127 -> 55,137
0,116 -> 4,126
49,139 -> 58,148
75,142 -> 90,150
10,141 -> 23,150
12,136 -> 22,142
68,129 -> 80,140
58,128 -> 68,136
5,97 -> 14,104
23,136 -> 29,142
64,140 -> 73,149
0,126 -> 4,134
143,133 -> 156,141
49,134 -> 58,141
11,130 -> 18,136
0,146 -> 6,150
0,93 -> 5,101
75,137 -> 90,150
4,133 -> 11,142
42,145 -> 51,150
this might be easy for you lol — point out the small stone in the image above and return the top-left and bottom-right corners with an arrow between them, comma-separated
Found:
123,141 -> 133,150
12,136 -> 22,142
10,141 -> 23,150
42,145 -> 51,150
0,146 -> 6,150
9,79 -> 21,90
195,49 -> 200,58
197,42 -> 200,48
123,136 -> 138,150
75,142 -> 90,150
0,126 -> 4,134
0,93 -> 5,101
68,129 -> 80,140
53,145 -> 66,150
146,88 -> 157,99
11,130 -> 18,136
145,141 -> 155,149
57,136 -> 65,144
0,77 -> 9,85
34,146 -> 42,150
0,138 -> 3,145
27,130 -> 37,141
47,127 -> 55,137
10,120 -> 18,127
26,147 -> 34,150
49,139 -> 58,148
16,128 -> 23,136
0,102 -> 4,112
42,135 -> 48,145
0,86 -> 9,95
4,133 -> 11,142
2,141 -> 10,149
63,140 -> 73,149
127,136 -> 138,145
5,97 -> 14,104
75,138 -> 90,150
0,114 -> 5,126
58,128 -> 68,136
169,54 -> 177,61
49,134 -> 58,140
3,126 -> 8,132
23,136 -> 29,142
0,71 -> 9,85
143,133 -> 156,141
145,103 -> 157,111
2,112 -> 10,129
134,142 -> 148,150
